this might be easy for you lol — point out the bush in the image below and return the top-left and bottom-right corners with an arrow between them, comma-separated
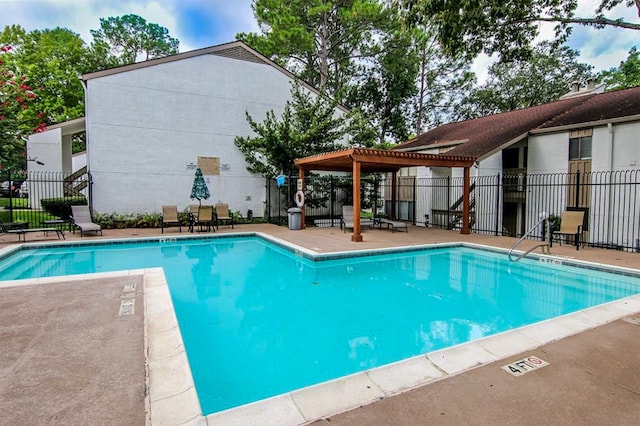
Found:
40,197 -> 87,219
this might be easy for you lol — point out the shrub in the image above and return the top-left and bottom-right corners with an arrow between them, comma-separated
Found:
40,197 -> 87,219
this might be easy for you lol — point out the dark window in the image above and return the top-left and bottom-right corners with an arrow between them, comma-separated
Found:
569,136 -> 592,160
503,148 -> 519,169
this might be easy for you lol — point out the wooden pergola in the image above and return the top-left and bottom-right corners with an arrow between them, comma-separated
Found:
294,148 -> 477,242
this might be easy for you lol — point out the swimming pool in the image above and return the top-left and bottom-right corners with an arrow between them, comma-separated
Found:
1,234 -> 639,416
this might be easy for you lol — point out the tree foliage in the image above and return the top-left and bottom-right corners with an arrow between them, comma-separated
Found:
234,84 -> 348,177
0,25 -> 91,124
456,42 -> 594,120
0,45 -> 46,172
90,14 -> 179,66
410,27 -> 474,133
599,46 -> 640,90
238,0 -> 387,96
396,0 -> 640,61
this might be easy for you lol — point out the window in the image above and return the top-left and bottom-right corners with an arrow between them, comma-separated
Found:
569,136 -> 592,160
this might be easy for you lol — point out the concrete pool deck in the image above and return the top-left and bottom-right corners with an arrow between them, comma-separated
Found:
1,224 -> 639,425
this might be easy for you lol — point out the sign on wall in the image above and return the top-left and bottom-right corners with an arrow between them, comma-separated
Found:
198,156 -> 220,175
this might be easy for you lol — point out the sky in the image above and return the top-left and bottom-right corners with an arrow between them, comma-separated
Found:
0,0 -> 638,83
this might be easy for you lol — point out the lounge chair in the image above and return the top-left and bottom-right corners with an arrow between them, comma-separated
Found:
161,205 -> 181,233
215,203 -> 234,229
377,218 -> 408,233
0,218 -> 28,234
194,205 -> 215,232
70,205 -> 103,237
340,205 -> 374,232
550,210 -> 585,250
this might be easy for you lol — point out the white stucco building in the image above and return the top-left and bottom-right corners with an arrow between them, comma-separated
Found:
27,41 -> 348,217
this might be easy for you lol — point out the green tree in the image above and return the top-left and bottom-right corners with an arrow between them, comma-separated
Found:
411,28 -> 475,133
397,0 -> 640,60
1,45 -> 46,172
0,26 -> 91,124
347,29 -> 419,144
238,0 -> 387,96
234,84 -> 348,177
456,42 -> 594,119
90,14 -> 179,66
599,46 -> 640,90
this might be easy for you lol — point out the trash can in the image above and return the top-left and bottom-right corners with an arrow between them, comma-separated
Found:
287,207 -> 302,230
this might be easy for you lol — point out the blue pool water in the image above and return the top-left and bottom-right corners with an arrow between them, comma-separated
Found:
1,236 -> 639,414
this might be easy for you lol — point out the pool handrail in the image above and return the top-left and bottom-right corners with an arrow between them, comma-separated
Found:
508,217 -> 550,262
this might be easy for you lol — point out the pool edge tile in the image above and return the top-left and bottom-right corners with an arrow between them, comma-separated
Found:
144,270 -> 202,426
427,342 -> 499,375
291,372 -> 384,421
205,394 -> 306,426
366,355 -> 444,395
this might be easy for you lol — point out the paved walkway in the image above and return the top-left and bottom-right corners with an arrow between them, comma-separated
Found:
0,224 -> 639,425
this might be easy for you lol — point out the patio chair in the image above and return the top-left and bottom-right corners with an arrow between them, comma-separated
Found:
194,205 -> 215,232
161,205 -> 182,233
550,210 -> 585,250
215,203 -> 234,229
340,205 -> 374,233
70,205 -> 103,237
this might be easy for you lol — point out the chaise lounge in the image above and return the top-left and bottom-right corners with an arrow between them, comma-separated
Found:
71,205 -> 103,237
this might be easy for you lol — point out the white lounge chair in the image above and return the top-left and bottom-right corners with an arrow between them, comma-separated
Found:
71,205 -> 103,237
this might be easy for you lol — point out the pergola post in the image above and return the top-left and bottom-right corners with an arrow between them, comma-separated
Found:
352,160 -> 362,242
461,166 -> 471,235
299,168 -> 306,229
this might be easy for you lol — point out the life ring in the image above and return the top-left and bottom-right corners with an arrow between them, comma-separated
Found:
295,190 -> 305,207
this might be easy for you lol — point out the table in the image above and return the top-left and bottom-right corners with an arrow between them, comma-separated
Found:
42,219 -> 73,231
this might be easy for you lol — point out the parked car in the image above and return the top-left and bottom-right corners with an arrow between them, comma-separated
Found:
0,180 -> 24,197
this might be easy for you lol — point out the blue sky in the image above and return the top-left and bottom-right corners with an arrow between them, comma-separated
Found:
0,0 -> 637,81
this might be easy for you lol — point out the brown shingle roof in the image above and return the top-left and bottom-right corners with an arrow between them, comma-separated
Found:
395,86 -> 640,159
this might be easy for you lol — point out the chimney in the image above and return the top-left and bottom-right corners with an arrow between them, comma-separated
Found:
570,81 -> 580,92
586,78 -> 596,90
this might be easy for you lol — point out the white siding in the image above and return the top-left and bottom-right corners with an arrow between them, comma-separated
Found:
86,54 -> 304,215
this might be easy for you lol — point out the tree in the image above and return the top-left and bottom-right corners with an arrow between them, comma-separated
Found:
599,46 -> 640,90
90,14 -> 179,66
397,0 -> 640,60
238,0 -> 387,96
456,42 -> 594,120
1,45 -> 46,172
346,29 -> 420,144
234,84 -> 348,177
410,28 -> 475,133
0,26 -> 91,124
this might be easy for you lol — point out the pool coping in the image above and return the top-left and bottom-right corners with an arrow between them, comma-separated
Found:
2,233 -> 640,425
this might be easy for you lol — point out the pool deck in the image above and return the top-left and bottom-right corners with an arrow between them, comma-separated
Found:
1,224 -> 639,425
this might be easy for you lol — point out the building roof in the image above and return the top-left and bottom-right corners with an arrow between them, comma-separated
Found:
82,40 -> 349,112
394,86 -> 640,160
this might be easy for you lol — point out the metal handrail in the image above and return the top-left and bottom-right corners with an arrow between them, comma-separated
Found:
508,217 -> 550,262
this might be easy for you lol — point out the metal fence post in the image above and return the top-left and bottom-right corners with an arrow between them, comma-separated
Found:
495,173 -> 501,236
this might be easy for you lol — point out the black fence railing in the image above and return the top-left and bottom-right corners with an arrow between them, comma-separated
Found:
266,170 -> 640,251
0,170 -> 92,228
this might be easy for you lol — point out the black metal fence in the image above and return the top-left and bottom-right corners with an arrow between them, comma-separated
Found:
266,170 -> 640,251
0,169 -> 91,227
